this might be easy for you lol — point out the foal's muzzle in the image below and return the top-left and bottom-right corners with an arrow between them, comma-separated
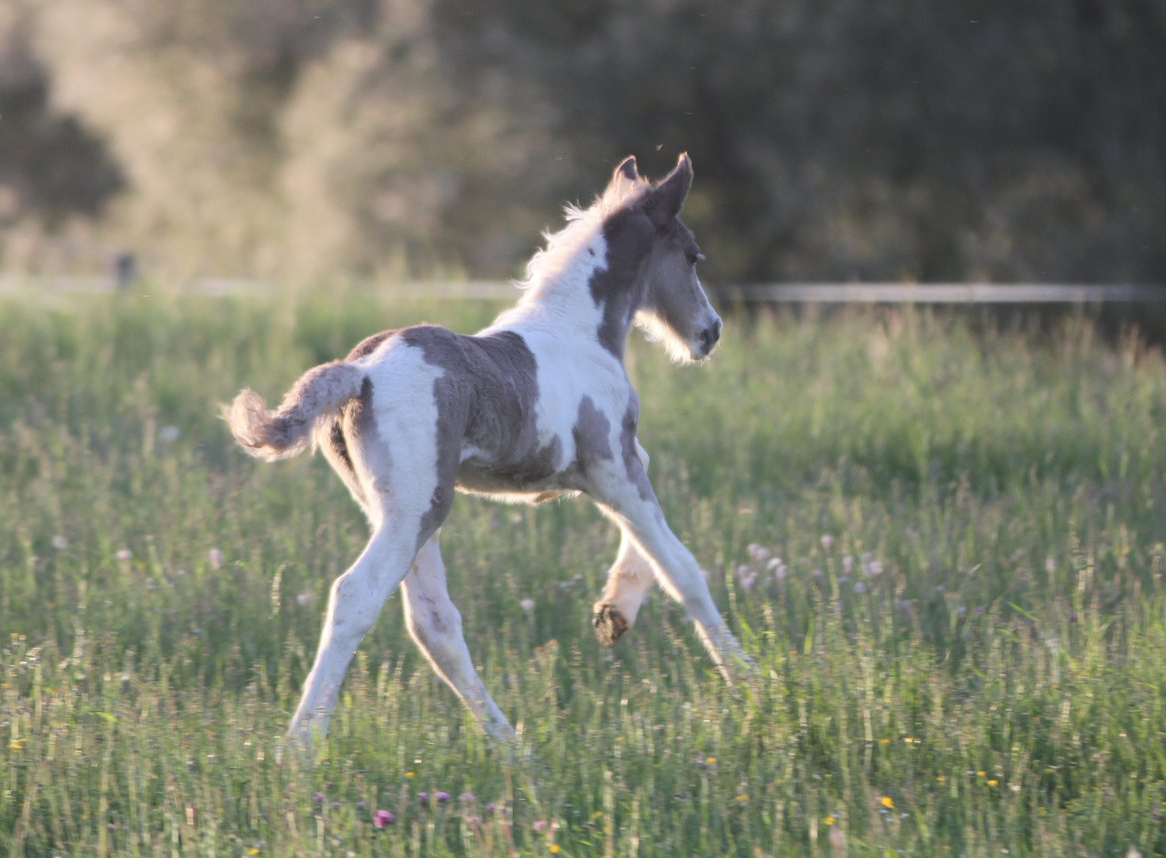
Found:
698,317 -> 723,357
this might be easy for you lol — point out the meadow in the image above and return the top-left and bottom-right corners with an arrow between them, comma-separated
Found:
1,288 -> 1164,857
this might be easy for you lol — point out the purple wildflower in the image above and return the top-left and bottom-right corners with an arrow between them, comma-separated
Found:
312,792 -> 324,806
532,820 -> 547,833
436,791 -> 450,804
373,809 -> 395,828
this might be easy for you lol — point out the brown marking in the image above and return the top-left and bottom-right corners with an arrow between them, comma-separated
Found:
592,603 -> 630,646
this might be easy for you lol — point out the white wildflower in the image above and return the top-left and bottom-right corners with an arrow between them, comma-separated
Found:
746,543 -> 770,564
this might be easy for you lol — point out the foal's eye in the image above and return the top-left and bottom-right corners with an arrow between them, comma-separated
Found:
686,251 -> 705,266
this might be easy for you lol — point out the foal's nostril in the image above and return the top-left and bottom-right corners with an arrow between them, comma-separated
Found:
698,320 -> 722,356
701,320 -> 722,350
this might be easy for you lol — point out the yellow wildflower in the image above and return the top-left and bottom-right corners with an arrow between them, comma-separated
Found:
405,771 -> 415,778
550,845 -> 561,854
976,770 -> 986,778
823,815 -> 837,826
880,796 -> 894,810
987,779 -> 998,788
878,738 -> 891,746
705,756 -> 717,765
936,775 -> 946,784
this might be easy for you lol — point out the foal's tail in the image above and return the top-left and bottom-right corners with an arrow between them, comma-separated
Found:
223,362 -> 366,462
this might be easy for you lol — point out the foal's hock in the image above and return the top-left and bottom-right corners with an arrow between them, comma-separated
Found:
225,154 -> 756,748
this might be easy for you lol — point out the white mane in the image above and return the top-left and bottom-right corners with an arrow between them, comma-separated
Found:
516,176 -> 649,295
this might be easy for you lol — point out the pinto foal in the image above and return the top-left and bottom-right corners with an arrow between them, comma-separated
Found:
226,154 -> 756,748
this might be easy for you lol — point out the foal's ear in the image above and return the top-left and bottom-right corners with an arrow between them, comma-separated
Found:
612,155 -> 640,183
645,152 -> 693,227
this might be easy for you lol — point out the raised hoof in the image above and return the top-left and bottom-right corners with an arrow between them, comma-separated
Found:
592,603 -> 629,646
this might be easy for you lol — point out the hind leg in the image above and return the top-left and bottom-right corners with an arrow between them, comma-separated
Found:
402,535 -> 514,743
286,521 -> 421,746
592,532 -> 655,645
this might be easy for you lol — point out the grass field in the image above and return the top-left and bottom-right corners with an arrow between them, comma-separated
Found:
2,289 -> 1165,856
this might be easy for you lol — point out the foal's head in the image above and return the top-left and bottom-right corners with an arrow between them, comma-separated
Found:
604,154 -> 722,363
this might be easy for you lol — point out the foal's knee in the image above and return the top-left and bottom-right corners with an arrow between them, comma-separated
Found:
325,569 -> 387,649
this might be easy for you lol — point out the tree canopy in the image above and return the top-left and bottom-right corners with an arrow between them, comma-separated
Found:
2,0 -> 1162,283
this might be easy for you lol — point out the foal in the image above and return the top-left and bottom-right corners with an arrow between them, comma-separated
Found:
226,153 -> 756,747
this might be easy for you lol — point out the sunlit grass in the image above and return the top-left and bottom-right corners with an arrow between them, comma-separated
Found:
2,289 -> 1165,855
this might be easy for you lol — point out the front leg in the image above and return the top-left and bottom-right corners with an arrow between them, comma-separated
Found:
588,459 -> 758,684
592,532 -> 655,645
592,437 -> 655,645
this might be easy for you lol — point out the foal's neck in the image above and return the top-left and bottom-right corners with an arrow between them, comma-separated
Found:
493,224 -> 642,360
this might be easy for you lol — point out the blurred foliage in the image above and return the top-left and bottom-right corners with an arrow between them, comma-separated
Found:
0,0 -> 1163,282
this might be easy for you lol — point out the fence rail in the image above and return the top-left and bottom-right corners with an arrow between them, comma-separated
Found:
0,276 -> 1162,304
730,283 -> 1163,303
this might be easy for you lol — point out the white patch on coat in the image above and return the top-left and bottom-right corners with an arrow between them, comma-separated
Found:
349,338 -> 446,528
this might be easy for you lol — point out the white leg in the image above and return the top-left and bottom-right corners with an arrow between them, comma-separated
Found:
402,536 -> 515,743
286,523 -> 417,746
591,463 -> 756,682
592,532 -> 656,645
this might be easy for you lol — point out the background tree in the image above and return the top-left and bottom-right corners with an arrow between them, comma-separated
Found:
2,0 -> 1162,284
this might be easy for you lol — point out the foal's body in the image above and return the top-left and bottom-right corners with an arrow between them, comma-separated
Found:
227,154 -> 755,746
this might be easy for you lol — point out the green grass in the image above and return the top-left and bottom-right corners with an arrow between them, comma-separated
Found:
2,288 -> 1165,856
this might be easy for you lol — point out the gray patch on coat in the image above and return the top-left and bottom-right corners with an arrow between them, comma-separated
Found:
589,207 -> 655,358
320,415 -> 365,509
347,376 -> 396,500
619,395 -> 655,502
639,217 -> 711,343
319,375 -> 399,517
346,329 -> 399,361
318,329 -> 401,511
572,395 -> 613,472
401,326 -> 562,545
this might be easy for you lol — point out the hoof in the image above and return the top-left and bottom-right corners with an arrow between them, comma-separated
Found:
592,603 -> 629,647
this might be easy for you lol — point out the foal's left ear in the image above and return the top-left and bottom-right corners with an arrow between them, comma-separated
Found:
646,153 -> 694,227
613,155 -> 640,183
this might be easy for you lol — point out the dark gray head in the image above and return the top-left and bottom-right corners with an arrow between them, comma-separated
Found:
603,154 -> 722,363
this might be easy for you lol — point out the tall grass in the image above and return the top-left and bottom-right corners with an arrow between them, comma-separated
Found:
2,289 -> 1164,856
